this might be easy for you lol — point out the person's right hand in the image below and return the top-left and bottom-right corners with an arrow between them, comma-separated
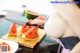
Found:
31,16 -> 46,27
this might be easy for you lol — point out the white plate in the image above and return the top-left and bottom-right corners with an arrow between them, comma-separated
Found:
0,38 -> 19,53
0,11 -> 8,15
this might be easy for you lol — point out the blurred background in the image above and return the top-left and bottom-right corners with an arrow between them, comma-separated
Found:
0,0 -> 54,15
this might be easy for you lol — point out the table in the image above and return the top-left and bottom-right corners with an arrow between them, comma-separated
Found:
0,10 -> 57,53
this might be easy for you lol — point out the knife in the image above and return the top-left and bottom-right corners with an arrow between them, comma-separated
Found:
4,17 -> 43,29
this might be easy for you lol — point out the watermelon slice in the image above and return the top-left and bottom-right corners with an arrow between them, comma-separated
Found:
20,25 -> 31,35
20,20 -> 32,36
2,42 -> 11,51
8,23 -> 17,37
21,26 -> 39,40
25,10 -> 39,20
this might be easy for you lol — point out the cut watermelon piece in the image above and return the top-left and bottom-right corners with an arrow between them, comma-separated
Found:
25,10 -> 39,20
2,42 -> 11,51
21,26 -> 39,40
20,25 -> 31,35
8,23 -> 17,37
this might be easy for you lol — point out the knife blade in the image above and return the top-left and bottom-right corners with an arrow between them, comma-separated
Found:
5,18 -> 27,25
4,17 -> 43,29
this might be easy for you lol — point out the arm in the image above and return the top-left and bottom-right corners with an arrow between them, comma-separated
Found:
52,3 -> 80,37
70,42 -> 80,53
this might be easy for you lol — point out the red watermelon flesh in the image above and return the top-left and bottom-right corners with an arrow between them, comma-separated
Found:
2,42 -> 11,51
8,23 -> 17,36
22,26 -> 39,40
21,25 -> 32,34
21,20 -> 32,34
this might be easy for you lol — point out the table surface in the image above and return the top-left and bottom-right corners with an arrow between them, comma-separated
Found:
0,10 -> 57,53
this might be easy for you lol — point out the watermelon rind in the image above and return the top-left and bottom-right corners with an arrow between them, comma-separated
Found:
21,34 -> 39,41
8,23 -> 17,37
8,34 -> 16,37
25,10 -> 39,20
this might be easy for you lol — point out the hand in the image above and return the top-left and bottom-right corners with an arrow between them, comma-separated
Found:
31,16 -> 46,27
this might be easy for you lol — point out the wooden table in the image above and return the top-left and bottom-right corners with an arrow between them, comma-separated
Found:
0,10 -> 57,53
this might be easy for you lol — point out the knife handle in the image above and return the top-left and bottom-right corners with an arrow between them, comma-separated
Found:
26,22 -> 43,29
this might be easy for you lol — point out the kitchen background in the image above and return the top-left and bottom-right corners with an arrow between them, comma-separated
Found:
0,0 -> 55,15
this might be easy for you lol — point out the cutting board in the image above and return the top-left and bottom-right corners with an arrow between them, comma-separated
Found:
1,28 -> 45,48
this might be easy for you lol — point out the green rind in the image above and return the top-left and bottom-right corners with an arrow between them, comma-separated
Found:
25,12 -> 38,20
21,35 -> 39,41
8,34 -> 16,37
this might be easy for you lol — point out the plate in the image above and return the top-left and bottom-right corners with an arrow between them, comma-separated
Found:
0,38 -> 19,53
0,11 -> 8,15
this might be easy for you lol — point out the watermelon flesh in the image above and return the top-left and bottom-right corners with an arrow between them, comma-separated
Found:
2,42 -> 11,51
8,23 -> 17,37
22,26 -> 39,40
20,25 -> 31,34
20,20 -> 33,34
